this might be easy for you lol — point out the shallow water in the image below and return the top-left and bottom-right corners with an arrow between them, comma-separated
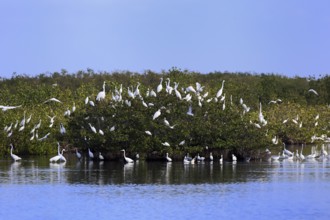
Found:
1,155 -> 330,220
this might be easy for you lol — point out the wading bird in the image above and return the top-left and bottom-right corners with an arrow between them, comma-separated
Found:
10,144 -> 22,161
121,149 -> 134,163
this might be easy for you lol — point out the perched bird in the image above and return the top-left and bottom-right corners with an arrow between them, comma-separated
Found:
187,105 -> 194,116
96,81 -> 106,101
145,131 -> 152,136
153,109 -> 161,120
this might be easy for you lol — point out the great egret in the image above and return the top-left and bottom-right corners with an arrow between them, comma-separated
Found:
157,78 -> 163,93
164,118 -> 170,126
300,144 -> 305,160
162,142 -> 170,147
166,153 -> 172,162
50,149 -> 66,163
0,105 -> 22,111
187,105 -> 194,116
99,152 -> 104,160
88,123 -> 97,133
216,80 -> 225,98
153,109 -> 161,120
271,152 -> 281,161
43,98 -> 62,104
308,89 -> 318,96
283,143 -> 293,156
145,131 -> 152,136
186,85 -> 196,94
75,148 -> 82,160
197,153 -> 205,161
99,129 -> 104,135
88,148 -> 94,159
96,81 -> 106,101
10,144 -> 22,161
210,152 -> 213,161
179,140 -> 185,145
232,154 -> 237,162
219,155 -> 223,164
121,149 -> 134,163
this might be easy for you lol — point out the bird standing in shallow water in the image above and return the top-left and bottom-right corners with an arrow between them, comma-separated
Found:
166,153 -> 172,162
10,144 -> 22,161
121,149 -> 134,163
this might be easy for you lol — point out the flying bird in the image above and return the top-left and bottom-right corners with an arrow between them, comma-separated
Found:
308,89 -> 318,96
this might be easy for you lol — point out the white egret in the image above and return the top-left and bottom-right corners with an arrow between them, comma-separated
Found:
145,131 -> 152,136
0,105 -> 22,111
166,153 -> 172,162
96,81 -> 106,101
89,100 -> 95,107
109,125 -> 115,132
187,105 -> 194,116
99,152 -> 104,160
85,96 -> 89,105
121,149 -> 134,163
219,155 -> 223,164
134,82 -> 141,97
10,144 -> 22,161
50,143 -> 66,163
271,152 -> 281,161
99,129 -> 104,135
162,142 -> 170,147
209,152 -> 213,161
43,98 -> 62,104
216,80 -> 225,98
308,89 -> 318,96
197,153 -> 205,161
60,123 -> 66,134
283,143 -> 293,156
157,78 -> 163,93
75,148 -> 82,160
179,140 -> 185,145
153,109 -> 161,120
232,154 -> 237,162
54,149 -> 66,162
88,123 -> 97,133
186,85 -> 196,94
38,132 -> 50,141
164,118 -> 170,126
88,148 -> 94,159
272,136 -> 278,145
47,115 -> 56,126
19,111 -> 26,127
150,89 -> 157,97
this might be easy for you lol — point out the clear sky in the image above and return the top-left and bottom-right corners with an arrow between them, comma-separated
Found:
1,0 -> 329,78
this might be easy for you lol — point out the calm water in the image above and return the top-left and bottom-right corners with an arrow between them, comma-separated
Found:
1,153 -> 330,220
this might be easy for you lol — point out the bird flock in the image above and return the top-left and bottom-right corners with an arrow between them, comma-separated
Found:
2,76 -> 329,164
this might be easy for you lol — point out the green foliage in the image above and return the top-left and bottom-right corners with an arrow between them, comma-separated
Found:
0,70 -> 329,159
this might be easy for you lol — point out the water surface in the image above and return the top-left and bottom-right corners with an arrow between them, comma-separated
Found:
1,155 -> 330,220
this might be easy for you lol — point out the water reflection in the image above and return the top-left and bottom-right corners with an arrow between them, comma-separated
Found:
0,153 -> 330,185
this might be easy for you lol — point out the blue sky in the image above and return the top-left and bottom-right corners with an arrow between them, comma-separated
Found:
1,0 -> 329,78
